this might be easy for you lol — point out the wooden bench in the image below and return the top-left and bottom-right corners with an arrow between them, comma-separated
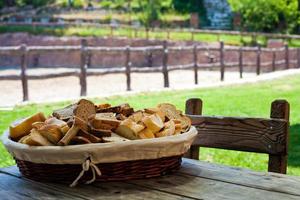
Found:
185,98 -> 290,174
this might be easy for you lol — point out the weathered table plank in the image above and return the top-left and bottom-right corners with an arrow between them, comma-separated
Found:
180,159 -> 300,196
0,166 -> 194,200
1,159 -> 300,200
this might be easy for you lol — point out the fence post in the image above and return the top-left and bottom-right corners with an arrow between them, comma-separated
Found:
20,44 -> 28,101
125,46 -> 131,91
256,44 -> 261,75
220,41 -> 225,81
238,46 -> 243,78
162,40 -> 169,87
298,48 -> 300,68
272,50 -> 276,71
80,39 -> 87,96
193,45 -> 198,84
285,44 -> 289,69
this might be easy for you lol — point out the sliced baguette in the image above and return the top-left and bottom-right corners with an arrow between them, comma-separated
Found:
23,129 -> 53,146
38,124 -> 63,144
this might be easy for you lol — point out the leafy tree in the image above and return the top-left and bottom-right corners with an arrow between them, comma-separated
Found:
137,0 -> 162,28
228,0 -> 299,33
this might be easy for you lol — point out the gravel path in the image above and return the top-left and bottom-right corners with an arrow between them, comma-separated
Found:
1,68 -> 298,107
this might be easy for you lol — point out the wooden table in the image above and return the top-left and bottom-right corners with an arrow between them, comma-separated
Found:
1,158 -> 300,200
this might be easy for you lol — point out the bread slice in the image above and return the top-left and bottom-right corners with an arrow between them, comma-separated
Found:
90,127 -> 112,137
38,124 -> 63,144
179,115 -> 192,132
157,103 -> 180,121
45,117 -> 68,128
115,119 -> 145,140
77,130 -> 102,143
128,111 -> 143,122
142,114 -> 164,133
70,136 -> 92,145
102,133 -> 130,143
52,103 -> 77,121
10,112 -> 46,140
156,120 -> 175,137
138,128 -> 155,139
144,108 -> 166,122
23,129 -> 53,146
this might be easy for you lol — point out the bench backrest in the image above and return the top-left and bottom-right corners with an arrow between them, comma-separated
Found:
185,98 -> 290,174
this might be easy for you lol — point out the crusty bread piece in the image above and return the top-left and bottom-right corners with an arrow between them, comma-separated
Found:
23,129 -> 53,146
18,135 -> 30,144
90,127 -> 112,137
138,128 -> 155,139
142,114 -> 164,133
45,117 -> 68,127
96,103 -> 111,110
115,119 -> 145,140
32,122 -> 45,129
157,103 -> 180,121
60,125 -> 70,135
10,112 -> 46,140
97,103 -> 134,116
70,136 -> 92,145
128,111 -> 143,122
144,108 -> 166,122
179,115 -> 192,131
74,99 -> 96,122
77,130 -> 102,143
52,103 -> 77,121
93,114 -> 120,128
38,124 -> 63,144
102,133 -> 130,143
156,120 -> 175,137
53,99 -> 96,122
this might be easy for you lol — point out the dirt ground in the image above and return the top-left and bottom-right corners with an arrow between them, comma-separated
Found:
0,68 -> 257,107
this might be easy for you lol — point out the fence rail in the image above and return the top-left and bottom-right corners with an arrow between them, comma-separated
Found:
0,40 -> 299,101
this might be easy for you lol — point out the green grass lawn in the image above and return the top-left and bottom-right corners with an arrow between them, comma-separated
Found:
0,73 -> 300,175
1,25 -> 300,47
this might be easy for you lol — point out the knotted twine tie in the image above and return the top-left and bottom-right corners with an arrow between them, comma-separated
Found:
70,159 -> 102,187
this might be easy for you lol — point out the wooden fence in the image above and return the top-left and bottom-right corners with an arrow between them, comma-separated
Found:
2,21 -> 300,42
0,40 -> 299,102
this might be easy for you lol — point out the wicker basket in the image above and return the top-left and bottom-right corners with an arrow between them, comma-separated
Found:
15,156 -> 182,183
2,126 -> 197,186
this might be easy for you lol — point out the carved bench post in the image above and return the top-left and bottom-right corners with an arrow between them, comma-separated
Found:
269,100 -> 290,174
184,98 -> 202,160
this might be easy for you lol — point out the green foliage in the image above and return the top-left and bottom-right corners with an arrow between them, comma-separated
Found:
137,0 -> 162,28
228,0 -> 299,33
17,0 -> 54,8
